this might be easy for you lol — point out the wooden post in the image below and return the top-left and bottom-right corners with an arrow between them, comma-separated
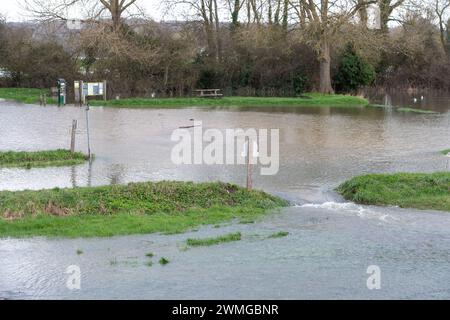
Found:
39,94 -> 43,106
103,80 -> 107,101
70,120 -> 77,153
43,94 -> 47,106
246,137 -> 253,190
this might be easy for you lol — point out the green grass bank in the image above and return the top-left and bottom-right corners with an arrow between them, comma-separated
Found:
0,149 -> 88,168
337,172 -> 450,212
0,88 -> 56,104
0,88 -> 368,108
0,181 -> 289,238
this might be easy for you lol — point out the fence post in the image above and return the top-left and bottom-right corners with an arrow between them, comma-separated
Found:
70,120 -> 77,153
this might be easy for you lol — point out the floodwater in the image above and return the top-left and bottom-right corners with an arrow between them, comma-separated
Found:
0,91 -> 450,299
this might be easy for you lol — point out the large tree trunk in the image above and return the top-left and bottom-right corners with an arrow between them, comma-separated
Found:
231,0 -> 240,28
282,0 -> 289,31
358,0 -> 368,27
110,0 -> 122,31
319,39 -> 334,94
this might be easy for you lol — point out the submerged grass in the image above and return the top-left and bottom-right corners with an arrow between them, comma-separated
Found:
396,107 -> 438,114
0,149 -> 88,168
268,231 -> 289,238
337,172 -> 450,212
0,88 -> 56,104
88,93 -> 368,108
186,232 -> 242,247
0,181 -> 288,238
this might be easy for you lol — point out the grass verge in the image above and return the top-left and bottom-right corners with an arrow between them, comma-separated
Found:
186,232 -> 242,247
88,93 -> 368,108
0,149 -> 88,168
337,172 -> 450,212
0,88 -> 56,104
0,181 -> 288,238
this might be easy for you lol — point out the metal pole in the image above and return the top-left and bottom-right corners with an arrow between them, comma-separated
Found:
85,102 -> 91,160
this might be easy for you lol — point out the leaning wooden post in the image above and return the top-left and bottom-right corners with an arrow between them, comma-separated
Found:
70,120 -> 77,153
246,137 -> 253,190
85,102 -> 91,160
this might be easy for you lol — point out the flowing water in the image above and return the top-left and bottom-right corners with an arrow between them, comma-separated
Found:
0,92 -> 450,299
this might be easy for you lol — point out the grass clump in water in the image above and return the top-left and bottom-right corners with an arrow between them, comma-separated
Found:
0,149 -> 88,168
186,232 -> 242,247
337,172 -> 450,212
0,181 -> 288,238
440,149 -> 450,155
159,257 -> 169,265
268,231 -> 289,238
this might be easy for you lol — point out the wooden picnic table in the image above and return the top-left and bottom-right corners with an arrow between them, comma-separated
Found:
195,89 -> 223,98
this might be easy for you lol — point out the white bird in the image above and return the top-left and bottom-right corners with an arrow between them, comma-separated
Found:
413,98 -> 418,103
421,96 -> 424,100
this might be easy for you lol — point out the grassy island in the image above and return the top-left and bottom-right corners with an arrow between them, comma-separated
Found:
0,181 -> 289,238
0,149 -> 88,168
337,172 -> 450,212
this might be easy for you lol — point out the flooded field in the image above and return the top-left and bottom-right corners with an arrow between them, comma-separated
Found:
1,92 -> 450,299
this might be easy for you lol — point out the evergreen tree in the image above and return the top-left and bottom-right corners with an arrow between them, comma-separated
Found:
334,43 -> 375,93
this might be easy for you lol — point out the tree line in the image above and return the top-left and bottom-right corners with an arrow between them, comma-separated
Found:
0,0 -> 449,98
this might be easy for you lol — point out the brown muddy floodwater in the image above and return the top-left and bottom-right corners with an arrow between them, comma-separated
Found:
0,91 -> 450,299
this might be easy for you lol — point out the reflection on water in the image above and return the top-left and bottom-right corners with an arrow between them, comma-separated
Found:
0,93 -> 450,299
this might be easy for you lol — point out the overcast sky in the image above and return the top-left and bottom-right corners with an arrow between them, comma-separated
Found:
1,0 -> 166,22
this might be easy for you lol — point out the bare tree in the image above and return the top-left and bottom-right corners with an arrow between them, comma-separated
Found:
22,0 -> 141,31
165,0 -> 223,61
378,0 -> 406,32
